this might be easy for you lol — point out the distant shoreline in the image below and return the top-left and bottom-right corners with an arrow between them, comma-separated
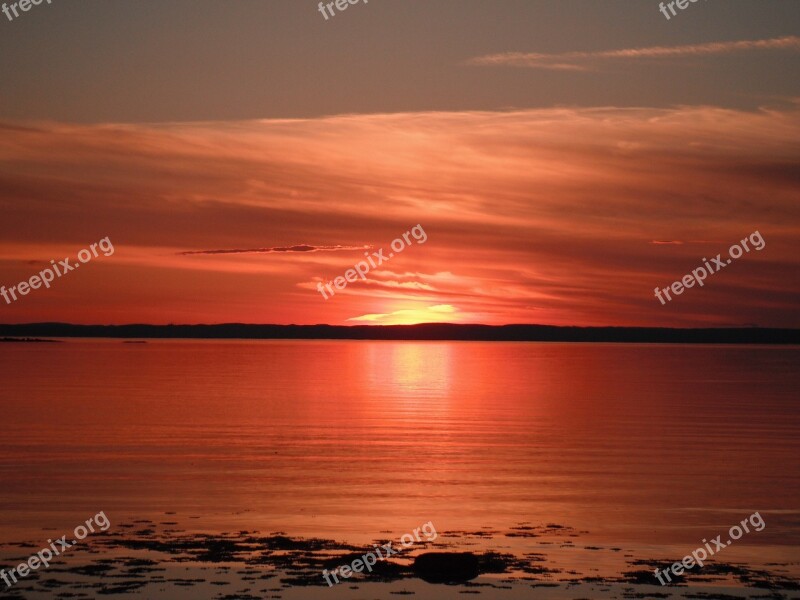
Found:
0,323 -> 798,344
0,337 -> 62,343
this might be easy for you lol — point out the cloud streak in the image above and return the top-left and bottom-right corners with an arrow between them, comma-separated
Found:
467,36 -> 800,70
179,244 -> 370,256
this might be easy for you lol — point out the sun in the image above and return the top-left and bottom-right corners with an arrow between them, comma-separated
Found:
347,304 -> 459,325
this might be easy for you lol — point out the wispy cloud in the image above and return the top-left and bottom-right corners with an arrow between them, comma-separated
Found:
466,36 -> 800,70
179,244 -> 370,256
650,240 -> 723,246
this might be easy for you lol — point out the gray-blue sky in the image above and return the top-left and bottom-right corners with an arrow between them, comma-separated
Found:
1,0 -> 799,123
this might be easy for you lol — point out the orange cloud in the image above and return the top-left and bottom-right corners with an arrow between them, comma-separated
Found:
0,104 -> 798,326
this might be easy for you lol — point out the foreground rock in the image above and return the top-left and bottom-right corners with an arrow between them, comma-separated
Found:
413,552 -> 480,584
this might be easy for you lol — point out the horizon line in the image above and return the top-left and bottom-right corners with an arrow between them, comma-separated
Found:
2,323 -> 798,345
0,322 -> 794,330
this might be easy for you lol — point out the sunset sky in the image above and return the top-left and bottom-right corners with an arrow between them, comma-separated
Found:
1,0 -> 798,327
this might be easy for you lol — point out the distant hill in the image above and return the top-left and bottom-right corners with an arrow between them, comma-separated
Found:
0,323 -> 798,344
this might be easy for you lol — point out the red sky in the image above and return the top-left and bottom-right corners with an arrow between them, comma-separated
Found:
1,105 -> 798,327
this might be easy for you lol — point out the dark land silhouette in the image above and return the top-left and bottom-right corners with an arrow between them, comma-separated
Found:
0,323 -> 798,343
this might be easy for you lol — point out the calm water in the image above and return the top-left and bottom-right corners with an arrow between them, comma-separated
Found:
1,340 -> 799,591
